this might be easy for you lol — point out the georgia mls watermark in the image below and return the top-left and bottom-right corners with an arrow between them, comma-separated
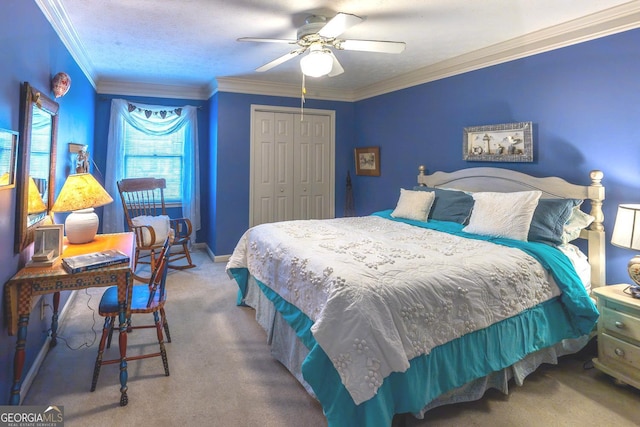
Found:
0,406 -> 64,427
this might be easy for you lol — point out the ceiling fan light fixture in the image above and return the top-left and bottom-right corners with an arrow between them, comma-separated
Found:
300,46 -> 333,77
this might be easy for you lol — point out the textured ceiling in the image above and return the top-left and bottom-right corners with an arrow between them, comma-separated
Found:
38,0 -> 640,99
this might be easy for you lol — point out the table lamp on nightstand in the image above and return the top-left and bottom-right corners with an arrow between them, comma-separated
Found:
51,173 -> 113,244
611,204 -> 640,297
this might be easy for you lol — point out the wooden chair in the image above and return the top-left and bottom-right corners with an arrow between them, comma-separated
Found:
91,238 -> 172,393
117,177 -> 195,281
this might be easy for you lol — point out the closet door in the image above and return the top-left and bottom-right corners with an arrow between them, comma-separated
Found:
294,114 -> 331,220
252,111 -> 294,226
250,106 -> 335,227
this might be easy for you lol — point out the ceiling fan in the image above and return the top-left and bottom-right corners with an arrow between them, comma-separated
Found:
238,12 -> 406,78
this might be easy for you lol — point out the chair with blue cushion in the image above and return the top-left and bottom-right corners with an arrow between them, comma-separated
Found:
90,238 -> 172,393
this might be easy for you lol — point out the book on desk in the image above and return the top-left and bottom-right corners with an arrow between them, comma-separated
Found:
62,249 -> 130,273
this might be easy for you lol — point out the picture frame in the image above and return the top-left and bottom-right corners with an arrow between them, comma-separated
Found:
0,128 -> 19,189
29,224 -> 64,267
355,146 -> 381,176
463,121 -> 533,162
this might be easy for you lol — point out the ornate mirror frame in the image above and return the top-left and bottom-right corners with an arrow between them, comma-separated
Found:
15,82 -> 58,253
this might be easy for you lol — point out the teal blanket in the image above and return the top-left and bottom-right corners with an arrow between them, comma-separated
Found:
229,211 -> 598,427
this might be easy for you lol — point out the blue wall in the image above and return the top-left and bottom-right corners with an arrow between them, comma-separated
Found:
0,0 -> 96,404
351,28 -> 640,285
211,92 -> 355,255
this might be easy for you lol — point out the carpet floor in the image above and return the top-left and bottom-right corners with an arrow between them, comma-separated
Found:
23,249 -> 640,426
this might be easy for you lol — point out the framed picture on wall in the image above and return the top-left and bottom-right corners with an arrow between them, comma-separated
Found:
0,128 -> 19,189
463,121 -> 533,162
355,146 -> 381,176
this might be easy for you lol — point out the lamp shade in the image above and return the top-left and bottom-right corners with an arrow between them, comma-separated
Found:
27,176 -> 47,214
51,173 -> 113,244
611,204 -> 640,250
300,45 -> 333,77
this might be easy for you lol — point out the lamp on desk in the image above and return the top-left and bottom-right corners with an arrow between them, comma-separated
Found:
611,204 -> 640,294
27,176 -> 47,214
51,173 -> 113,244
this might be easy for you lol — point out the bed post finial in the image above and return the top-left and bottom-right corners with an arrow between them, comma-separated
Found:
417,165 -> 427,186
588,170 -> 605,232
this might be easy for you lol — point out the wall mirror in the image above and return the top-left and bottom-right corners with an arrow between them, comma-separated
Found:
0,128 -> 19,188
15,82 -> 58,253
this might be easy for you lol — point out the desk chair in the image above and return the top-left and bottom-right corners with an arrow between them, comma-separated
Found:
117,177 -> 195,281
90,238 -> 172,393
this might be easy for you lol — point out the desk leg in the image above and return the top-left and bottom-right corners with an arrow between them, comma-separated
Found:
118,300 -> 128,406
50,292 -> 61,348
9,315 -> 29,405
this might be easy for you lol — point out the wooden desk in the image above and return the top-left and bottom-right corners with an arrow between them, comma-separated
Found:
4,233 -> 136,406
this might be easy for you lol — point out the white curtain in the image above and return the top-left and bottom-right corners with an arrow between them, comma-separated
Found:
103,99 -> 201,235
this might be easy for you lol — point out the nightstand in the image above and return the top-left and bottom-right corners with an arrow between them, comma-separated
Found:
592,284 -> 640,389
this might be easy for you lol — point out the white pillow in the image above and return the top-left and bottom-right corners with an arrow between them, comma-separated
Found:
131,215 -> 171,246
562,207 -> 595,244
463,191 -> 542,240
390,189 -> 435,222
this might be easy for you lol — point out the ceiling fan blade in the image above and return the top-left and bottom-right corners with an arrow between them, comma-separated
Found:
238,37 -> 298,44
327,51 -> 344,77
255,49 -> 305,72
318,13 -> 363,38
336,39 -> 406,54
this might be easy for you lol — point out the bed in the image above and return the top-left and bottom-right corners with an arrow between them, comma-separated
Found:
226,166 -> 605,427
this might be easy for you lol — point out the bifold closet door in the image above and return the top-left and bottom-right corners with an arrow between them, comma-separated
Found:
252,110 -> 332,227
252,111 -> 294,226
294,114 -> 331,220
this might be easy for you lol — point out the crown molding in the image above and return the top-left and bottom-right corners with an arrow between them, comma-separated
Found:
37,0 -> 640,102
36,0 -> 97,89
96,80 -> 210,100
213,77 -> 356,102
351,0 -> 640,101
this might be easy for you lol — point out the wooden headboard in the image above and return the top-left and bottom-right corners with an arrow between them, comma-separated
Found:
417,166 -> 606,289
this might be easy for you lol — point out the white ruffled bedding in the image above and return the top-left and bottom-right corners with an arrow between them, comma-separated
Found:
227,216 -> 564,405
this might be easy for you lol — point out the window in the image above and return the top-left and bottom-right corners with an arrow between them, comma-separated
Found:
103,99 -> 200,237
122,122 -> 185,203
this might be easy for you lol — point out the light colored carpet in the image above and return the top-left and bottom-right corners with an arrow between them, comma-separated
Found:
23,249 -> 640,426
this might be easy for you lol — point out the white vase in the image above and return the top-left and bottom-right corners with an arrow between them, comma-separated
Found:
65,208 -> 99,244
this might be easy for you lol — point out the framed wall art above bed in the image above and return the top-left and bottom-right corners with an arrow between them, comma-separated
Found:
463,121 -> 533,162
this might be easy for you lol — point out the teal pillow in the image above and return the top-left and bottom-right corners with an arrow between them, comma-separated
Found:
528,198 -> 582,246
412,186 -> 474,224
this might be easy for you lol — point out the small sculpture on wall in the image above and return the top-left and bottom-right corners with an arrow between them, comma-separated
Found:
51,72 -> 71,98
76,148 -> 89,174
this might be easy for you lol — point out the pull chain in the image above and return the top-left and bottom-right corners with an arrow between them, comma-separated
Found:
301,73 -> 306,120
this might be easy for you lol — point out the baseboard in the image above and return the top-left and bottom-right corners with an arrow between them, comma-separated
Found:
19,290 -> 78,404
198,243 -> 230,263
214,254 -> 230,263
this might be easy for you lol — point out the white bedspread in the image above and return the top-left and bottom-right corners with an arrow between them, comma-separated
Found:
227,216 -> 561,405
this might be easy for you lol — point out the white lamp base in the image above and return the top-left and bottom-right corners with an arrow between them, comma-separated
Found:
65,208 -> 99,244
